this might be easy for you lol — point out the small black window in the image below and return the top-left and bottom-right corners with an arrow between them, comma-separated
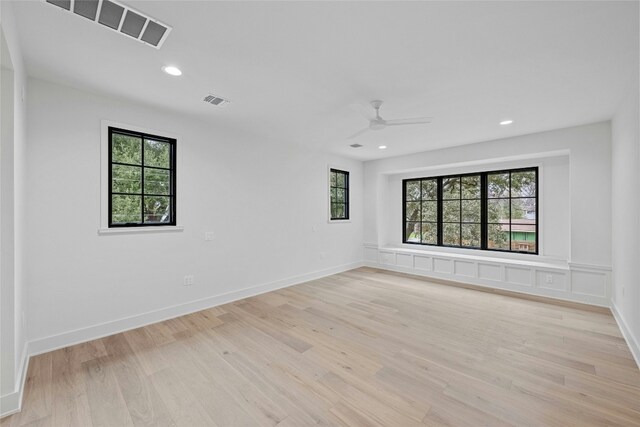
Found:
330,169 -> 349,220
109,127 -> 176,227
403,167 -> 537,254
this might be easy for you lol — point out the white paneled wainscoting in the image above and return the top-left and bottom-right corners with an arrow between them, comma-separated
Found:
363,244 -> 611,307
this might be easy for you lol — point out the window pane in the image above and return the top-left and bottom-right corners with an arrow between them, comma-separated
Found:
511,198 -> 536,222
488,223 -> 509,250
112,133 -> 142,165
112,164 -> 141,194
332,203 -> 346,219
403,168 -> 536,254
461,175 -> 480,199
421,201 -> 437,222
112,195 -> 141,224
144,168 -> 170,195
488,173 -> 509,198
330,188 -> 337,202
336,188 -> 346,203
462,224 -> 481,248
443,223 -> 460,246
421,222 -> 437,244
442,177 -> 460,199
512,239 -> 536,253
405,222 -> 420,242
405,202 -> 420,221
488,199 -> 509,223
406,181 -> 421,201
144,196 -> 170,223
511,224 -> 536,252
461,199 -> 480,223
443,200 -> 460,222
421,179 -> 438,200
144,139 -> 170,168
330,172 -> 337,187
511,171 -> 536,197
336,172 -> 345,188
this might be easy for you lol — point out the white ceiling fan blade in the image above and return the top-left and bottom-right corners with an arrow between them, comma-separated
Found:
347,127 -> 371,139
350,103 -> 376,121
385,117 -> 432,126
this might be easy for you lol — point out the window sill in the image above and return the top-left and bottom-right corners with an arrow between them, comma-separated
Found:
328,219 -> 351,224
98,226 -> 184,235
381,244 -> 569,270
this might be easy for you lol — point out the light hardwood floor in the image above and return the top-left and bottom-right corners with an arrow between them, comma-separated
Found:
2,267 -> 640,426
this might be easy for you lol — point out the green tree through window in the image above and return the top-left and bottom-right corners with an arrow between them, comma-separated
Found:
330,169 -> 349,220
109,127 -> 176,227
403,168 -> 537,254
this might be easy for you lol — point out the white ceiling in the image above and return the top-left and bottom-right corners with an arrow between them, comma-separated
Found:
11,1 -> 639,160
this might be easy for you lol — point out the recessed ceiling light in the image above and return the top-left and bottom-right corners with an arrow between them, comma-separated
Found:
378,145 -> 387,150
162,66 -> 182,76
500,120 -> 513,125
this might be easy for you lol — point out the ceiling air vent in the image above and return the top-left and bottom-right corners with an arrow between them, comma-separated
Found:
203,94 -> 230,106
45,0 -> 172,49
350,143 -> 363,148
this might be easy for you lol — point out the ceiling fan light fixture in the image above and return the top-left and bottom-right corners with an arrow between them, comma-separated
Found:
347,100 -> 432,139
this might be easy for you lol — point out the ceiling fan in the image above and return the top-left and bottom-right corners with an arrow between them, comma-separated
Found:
348,100 -> 432,139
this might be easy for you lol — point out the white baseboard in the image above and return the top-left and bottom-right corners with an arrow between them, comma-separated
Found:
610,301 -> 640,369
0,342 -> 29,418
28,261 -> 363,357
1,260 -> 363,418
363,245 -> 611,307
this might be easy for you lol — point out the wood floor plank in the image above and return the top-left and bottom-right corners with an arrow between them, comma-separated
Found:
82,356 -> 134,427
2,267 -> 639,426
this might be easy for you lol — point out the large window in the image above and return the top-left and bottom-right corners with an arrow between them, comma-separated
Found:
109,127 -> 176,227
403,167 -> 537,254
330,168 -> 349,220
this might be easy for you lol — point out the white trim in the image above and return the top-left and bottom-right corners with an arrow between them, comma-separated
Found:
610,301 -> 640,370
98,225 -> 184,235
568,262 -> 612,272
364,244 -> 611,307
100,120 -> 182,233
2,261 -> 363,418
386,245 -> 569,269
26,261 -> 362,357
380,149 -> 570,176
0,342 -> 28,418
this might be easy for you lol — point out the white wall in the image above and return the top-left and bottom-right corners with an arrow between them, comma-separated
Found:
384,155 -> 570,260
362,122 -> 612,306
364,122 -> 611,266
0,0 -> 28,414
25,77 -> 363,346
611,69 -> 640,362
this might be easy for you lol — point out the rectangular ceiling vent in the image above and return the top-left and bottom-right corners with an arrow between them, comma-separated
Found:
203,94 -> 231,106
45,0 -> 172,49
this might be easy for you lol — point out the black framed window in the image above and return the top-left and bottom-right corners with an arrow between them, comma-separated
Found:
330,169 -> 349,220
403,167 -> 537,254
109,127 -> 176,227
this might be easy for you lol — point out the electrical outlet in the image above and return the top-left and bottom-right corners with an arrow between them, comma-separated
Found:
545,274 -> 553,284
184,275 -> 195,286
205,232 -> 214,241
